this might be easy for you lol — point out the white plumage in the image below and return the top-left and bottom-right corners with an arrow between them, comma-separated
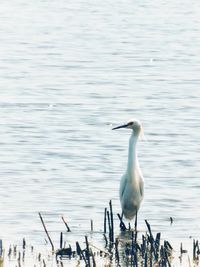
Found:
112,119 -> 144,220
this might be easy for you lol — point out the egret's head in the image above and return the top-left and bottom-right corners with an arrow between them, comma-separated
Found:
112,119 -> 144,139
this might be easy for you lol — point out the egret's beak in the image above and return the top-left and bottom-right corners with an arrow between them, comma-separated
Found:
112,123 -> 129,130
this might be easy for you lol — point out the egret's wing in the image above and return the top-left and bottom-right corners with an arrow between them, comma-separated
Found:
139,178 -> 144,198
119,174 -> 127,200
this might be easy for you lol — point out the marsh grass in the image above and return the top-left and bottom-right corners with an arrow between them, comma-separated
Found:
2,201 -> 200,267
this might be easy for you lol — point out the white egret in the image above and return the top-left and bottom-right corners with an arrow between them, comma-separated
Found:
112,119 -> 144,220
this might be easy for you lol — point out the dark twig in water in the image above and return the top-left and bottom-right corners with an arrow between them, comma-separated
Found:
61,216 -> 71,232
145,220 -> 157,259
91,220 -> 93,232
8,246 -> 12,258
117,213 -> 126,231
76,242 -> 87,264
107,210 -> 112,243
43,259 -> 46,267
22,250 -> 25,262
17,251 -> 21,267
14,245 -> 17,256
38,212 -> 54,251
180,243 -> 187,254
22,238 -> 26,250
131,230 -> 138,267
193,239 -> 199,261
109,200 -> 114,243
38,253 -> 41,261
60,232 -> 63,249
115,238 -> 120,265
145,220 -> 153,241
155,232 -> 161,261
103,234 -> 108,248
104,208 -> 107,233
91,249 -> 96,267
164,240 -> 173,255
141,235 -> 146,258
144,252 -> 148,267
85,236 -> 91,267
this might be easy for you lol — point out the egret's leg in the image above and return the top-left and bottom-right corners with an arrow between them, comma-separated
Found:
134,209 -> 138,243
134,209 -> 138,232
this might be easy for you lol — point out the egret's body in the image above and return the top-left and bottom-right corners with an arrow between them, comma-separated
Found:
113,119 -> 144,220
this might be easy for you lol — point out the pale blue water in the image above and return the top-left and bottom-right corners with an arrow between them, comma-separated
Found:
0,0 -> 200,259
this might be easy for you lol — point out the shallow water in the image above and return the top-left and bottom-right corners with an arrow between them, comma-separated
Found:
0,0 -> 200,262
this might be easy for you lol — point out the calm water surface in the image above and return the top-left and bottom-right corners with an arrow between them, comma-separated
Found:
0,0 -> 200,263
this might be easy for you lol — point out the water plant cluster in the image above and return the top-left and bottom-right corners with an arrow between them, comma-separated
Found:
2,201 -> 200,267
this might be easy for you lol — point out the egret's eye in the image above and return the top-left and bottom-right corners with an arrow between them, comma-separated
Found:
128,121 -> 134,126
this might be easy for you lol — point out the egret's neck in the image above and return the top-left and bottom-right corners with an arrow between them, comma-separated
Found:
127,131 -> 139,175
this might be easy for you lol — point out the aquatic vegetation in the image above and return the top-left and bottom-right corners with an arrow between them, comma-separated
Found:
2,201 -> 200,266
